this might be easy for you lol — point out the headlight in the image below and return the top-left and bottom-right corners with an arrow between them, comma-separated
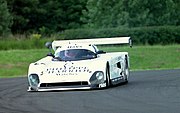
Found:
28,74 -> 40,87
90,71 -> 104,84
96,72 -> 104,80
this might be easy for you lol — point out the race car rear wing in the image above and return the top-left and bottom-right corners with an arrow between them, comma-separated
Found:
51,37 -> 132,51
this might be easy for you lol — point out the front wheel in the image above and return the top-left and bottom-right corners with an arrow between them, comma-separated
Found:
106,63 -> 111,87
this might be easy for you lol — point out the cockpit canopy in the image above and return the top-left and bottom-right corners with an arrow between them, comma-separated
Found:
54,49 -> 97,61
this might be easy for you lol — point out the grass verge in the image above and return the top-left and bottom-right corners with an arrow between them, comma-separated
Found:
0,45 -> 179,78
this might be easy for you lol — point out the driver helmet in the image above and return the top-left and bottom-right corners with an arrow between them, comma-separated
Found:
65,50 -> 77,58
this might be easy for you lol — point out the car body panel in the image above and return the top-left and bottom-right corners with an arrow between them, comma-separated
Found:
27,37 -> 131,91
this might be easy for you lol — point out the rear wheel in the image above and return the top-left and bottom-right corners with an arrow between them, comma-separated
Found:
124,57 -> 129,83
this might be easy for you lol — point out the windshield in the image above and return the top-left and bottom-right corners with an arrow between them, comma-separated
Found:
55,49 -> 97,61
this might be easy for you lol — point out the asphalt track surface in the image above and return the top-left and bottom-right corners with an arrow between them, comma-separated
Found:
0,69 -> 180,113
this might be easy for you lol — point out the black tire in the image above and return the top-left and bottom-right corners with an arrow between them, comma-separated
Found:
124,57 -> 129,83
106,63 -> 111,87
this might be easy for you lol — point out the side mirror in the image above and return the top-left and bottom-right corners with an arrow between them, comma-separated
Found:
45,42 -> 52,49
45,42 -> 54,57
47,53 -> 54,57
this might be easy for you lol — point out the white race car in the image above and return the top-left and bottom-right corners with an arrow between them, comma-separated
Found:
27,37 -> 132,91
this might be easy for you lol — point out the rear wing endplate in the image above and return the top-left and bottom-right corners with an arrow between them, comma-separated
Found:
52,37 -> 132,51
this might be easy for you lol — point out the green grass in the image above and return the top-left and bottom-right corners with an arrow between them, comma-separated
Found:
0,37 -> 54,50
0,45 -> 179,78
0,49 -> 49,78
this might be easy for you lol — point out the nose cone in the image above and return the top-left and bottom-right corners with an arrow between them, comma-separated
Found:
39,60 -> 95,83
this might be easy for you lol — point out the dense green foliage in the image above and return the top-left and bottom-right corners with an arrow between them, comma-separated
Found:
0,25 -> 179,50
61,26 -> 180,45
0,0 -> 179,45
1,0 -> 179,34
82,0 -> 180,28
6,0 -> 87,34
0,0 -> 12,36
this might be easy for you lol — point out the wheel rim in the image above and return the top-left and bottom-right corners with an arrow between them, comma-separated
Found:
124,68 -> 129,81
124,58 -> 129,82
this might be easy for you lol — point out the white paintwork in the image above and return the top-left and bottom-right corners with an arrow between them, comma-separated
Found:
27,37 -> 131,91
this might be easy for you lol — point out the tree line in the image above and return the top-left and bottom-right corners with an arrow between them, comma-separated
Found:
0,0 -> 179,36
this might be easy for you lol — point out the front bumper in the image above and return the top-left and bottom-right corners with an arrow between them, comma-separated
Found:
29,86 -> 91,92
27,83 -> 101,92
